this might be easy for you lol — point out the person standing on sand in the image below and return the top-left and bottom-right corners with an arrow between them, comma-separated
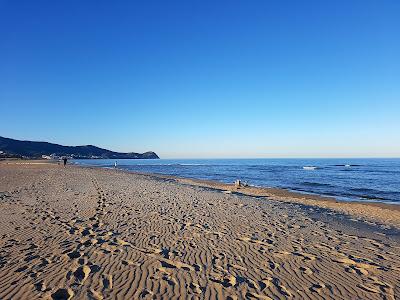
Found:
114,161 -> 117,168
63,158 -> 67,167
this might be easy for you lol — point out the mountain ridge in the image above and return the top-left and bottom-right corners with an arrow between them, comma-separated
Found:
0,136 -> 159,159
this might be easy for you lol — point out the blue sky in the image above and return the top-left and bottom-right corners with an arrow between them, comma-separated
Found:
1,0 -> 399,158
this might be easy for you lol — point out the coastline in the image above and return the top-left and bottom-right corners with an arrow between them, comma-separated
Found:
0,162 -> 399,299
80,164 -> 400,230
3,159 -> 400,229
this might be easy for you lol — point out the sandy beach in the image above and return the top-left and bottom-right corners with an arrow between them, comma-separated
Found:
0,163 -> 399,299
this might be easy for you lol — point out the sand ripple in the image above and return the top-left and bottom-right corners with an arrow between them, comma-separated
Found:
0,164 -> 399,299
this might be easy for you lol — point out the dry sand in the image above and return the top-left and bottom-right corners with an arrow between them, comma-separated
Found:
0,163 -> 399,299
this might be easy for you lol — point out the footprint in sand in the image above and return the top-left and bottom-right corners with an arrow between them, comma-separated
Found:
353,266 -> 369,275
73,265 -> 91,284
267,259 -> 279,270
82,228 -> 94,236
88,289 -> 103,300
310,283 -> 326,294
332,256 -> 374,275
332,257 -> 356,265
102,274 -> 113,290
161,272 -> 177,286
193,263 -> 202,271
209,272 -> 237,288
34,280 -> 47,292
272,278 -> 292,297
188,282 -> 202,294
51,288 -> 74,300
247,278 -> 261,290
15,265 -> 29,272
222,274 -> 237,287
149,253 -> 195,272
292,251 -> 316,261
138,289 -> 155,299
67,250 -> 82,259
299,266 -> 313,275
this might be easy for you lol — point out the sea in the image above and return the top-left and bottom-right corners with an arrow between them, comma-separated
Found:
72,158 -> 400,205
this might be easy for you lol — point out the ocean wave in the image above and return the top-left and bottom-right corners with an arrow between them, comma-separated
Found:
177,163 -> 208,166
346,188 -> 399,201
333,164 -> 363,167
358,195 -> 388,201
303,166 -> 317,170
301,181 -> 333,188
350,187 -> 383,194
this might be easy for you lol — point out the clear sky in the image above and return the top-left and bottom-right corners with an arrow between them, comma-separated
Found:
1,1 -> 399,158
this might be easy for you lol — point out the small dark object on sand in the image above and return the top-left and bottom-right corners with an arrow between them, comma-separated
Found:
0,192 -> 11,200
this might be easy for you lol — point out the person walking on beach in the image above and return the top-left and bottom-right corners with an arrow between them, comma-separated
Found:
63,158 -> 67,167
114,161 -> 117,168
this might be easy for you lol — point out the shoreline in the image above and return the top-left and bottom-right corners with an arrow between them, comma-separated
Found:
77,163 -> 400,207
78,164 -> 400,230
2,159 -> 400,229
71,161 -> 400,207
4,158 -> 399,206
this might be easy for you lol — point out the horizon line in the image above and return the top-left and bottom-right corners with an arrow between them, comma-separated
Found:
126,156 -> 400,160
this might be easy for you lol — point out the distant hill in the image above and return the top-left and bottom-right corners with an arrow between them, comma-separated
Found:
0,136 -> 159,159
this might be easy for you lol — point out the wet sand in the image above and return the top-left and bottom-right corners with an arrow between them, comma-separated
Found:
0,163 -> 399,299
